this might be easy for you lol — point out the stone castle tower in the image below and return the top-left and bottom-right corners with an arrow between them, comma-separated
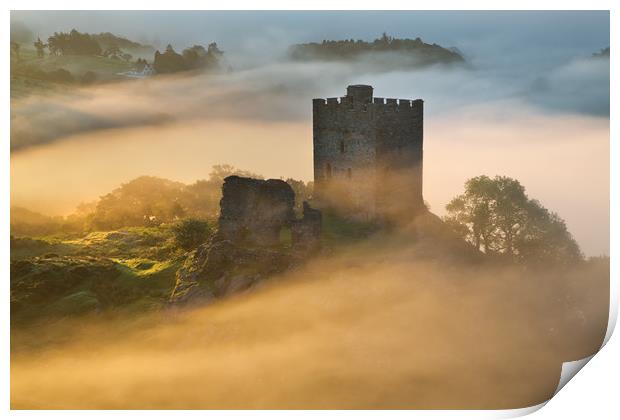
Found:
312,85 -> 424,221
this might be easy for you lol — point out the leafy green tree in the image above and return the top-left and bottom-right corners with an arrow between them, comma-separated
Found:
173,218 -> 212,250
445,175 -> 583,266
47,30 -> 101,56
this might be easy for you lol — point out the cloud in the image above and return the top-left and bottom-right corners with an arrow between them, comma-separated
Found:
526,55 -> 610,116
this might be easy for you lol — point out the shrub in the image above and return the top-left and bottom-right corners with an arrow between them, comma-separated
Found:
80,71 -> 97,85
172,218 -> 211,250
46,68 -> 75,83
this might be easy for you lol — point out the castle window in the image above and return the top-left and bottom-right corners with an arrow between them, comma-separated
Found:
347,168 -> 352,179
326,163 -> 332,179
340,140 -> 345,154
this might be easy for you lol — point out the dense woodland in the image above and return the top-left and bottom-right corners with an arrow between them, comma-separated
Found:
289,33 -> 465,65
153,43 -> 224,74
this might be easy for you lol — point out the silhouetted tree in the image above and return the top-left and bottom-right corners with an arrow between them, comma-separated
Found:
33,37 -> 46,58
47,30 -> 101,56
289,33 -> 464,66
153,45 -> 187,73
444,175 -> 582,266
80,71 -> 97,85
154,42 -> 223,74
10,41 -> 20,60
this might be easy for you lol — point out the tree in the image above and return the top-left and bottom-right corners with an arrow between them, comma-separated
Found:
47,30 -> 101,56
33,37 -> 47,58
153,45 -> 187,74
182,45 -> 208,69
10,42 -> 20,60
444,175 -> 583,266
172,218 -> 212,250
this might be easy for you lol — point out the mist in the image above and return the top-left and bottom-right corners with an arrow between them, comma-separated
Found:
10,226 -> 608,409
9,12 -> 611,409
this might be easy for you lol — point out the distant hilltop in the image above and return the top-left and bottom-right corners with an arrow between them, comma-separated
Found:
91,32 -> 155,57
289,33 -> 465,67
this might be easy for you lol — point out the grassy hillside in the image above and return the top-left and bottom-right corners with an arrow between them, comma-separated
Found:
10,225 -> 184,325
11,46 -> 134,99
9,207 -> 392,326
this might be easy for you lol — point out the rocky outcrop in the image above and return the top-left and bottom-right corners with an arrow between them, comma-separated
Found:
170,238 -> 294,305
170,176 -> 323,306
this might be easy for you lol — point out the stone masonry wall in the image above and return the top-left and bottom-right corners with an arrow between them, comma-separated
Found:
218,176 -> 295,247
312,85 -> 424,220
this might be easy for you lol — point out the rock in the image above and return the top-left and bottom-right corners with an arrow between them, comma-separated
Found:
170,238 -> 293,304
170,176 -> 322,306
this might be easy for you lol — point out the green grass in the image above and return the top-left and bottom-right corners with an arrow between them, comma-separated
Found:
11,46 -> 135,99
10,212 -> 378,326
10,224 -> 184,325
44,291 -> 100,317
10,236 -> 79,259
15,47 -> 133,77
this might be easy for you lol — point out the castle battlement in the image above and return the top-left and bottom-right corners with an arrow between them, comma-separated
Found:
313,92 -> 423,114
312,85 -> 424,221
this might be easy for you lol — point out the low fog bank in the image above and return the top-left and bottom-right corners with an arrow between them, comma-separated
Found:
10,48 -> 609,151
10,228 -> 609,409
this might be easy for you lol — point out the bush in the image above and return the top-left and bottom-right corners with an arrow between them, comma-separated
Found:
172,218 -> 211,250
46,68 -> 75,83
80,71 -> 97,85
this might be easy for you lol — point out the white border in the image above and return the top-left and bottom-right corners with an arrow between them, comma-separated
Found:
2,2 -> 617,419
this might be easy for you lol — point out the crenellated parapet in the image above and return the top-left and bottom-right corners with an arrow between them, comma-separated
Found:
313,96 -> 423,114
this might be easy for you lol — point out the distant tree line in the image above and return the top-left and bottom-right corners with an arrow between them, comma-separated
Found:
289,32 -> 464,65
153,43 -> 224,74
22,29 -> 225,77
30,29 -> 151,62
47,29 -> 102,56
593,47 -> 610,58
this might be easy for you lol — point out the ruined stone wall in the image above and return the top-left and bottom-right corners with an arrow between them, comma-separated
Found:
291,201 -> 322,253
218,176 -> 295,247
313,85 -> 424,220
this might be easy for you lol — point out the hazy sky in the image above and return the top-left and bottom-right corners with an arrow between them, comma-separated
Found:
12,11 -> 609,62
10,11 -> 610,255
